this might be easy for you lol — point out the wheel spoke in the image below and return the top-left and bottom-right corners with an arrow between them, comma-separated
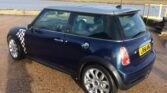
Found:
9,48 -> 13,52
86,72 -> 93,80
85,77 -> 92,85
87,86 -> 95,93
94,87 -> 98,93
101,81 -> 110,93
102,88 -> 110,93
100,89 -> 104,93
102,81 -> 109,86
95,70 -> 100,79
100,73 -> 105,80
89,69 -> 96,79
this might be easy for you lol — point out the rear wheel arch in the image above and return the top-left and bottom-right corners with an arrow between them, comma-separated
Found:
78,56 -> 120,87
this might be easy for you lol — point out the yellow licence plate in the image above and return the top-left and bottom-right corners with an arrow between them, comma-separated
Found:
139,43 -> 151,56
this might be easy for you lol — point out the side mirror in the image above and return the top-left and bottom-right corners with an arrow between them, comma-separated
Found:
27,24 -> 33,31
27,24 -> 31,28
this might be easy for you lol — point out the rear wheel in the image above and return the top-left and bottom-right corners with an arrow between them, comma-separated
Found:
81,65 -> 118,93
8,36 -> 25,60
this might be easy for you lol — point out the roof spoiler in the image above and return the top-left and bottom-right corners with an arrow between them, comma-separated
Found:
115,10 -> 140,16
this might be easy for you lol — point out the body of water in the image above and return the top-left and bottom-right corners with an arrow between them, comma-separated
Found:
0,0 -> 166,17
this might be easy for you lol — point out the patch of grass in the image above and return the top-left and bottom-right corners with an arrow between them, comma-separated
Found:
74,0 -> 167,5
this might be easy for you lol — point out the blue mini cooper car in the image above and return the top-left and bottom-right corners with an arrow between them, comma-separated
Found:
7,5 -> 156,93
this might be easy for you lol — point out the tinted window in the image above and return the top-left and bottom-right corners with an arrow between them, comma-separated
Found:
118,13 -> 146,39
33,10 -> 70,32
69,13 -> 113,39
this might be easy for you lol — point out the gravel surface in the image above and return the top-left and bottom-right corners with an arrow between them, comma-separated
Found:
0,15 -> 167,93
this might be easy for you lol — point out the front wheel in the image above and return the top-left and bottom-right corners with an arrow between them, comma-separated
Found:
8,36 -> 25,60
81,65 -> 118,93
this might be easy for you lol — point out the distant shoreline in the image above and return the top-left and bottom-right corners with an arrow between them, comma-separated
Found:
51,0 -> 167,5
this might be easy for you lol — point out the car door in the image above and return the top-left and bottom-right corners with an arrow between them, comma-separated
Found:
63,13 -> 106,70
25,9 -> 71,67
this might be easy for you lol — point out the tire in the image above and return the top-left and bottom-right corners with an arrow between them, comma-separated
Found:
81,65 -> 118,93
7,36 -> 25,60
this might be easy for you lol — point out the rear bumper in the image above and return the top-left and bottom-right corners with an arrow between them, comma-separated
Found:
119,60 -> 154,90
116,50 -> 156,90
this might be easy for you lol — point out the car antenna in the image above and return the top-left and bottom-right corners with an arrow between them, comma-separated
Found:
116,0 -> 123,9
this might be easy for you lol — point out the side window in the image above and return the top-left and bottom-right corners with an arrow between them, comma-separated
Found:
70,13 -> 110,39
33,10 -> 70,32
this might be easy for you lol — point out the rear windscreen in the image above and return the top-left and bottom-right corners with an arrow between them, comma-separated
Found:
118,13 -> 146,39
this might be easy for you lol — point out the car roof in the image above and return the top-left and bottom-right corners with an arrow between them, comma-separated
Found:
46,4 -> 139,15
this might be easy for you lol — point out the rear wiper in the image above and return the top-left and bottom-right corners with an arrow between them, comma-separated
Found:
133,31 -> 145,38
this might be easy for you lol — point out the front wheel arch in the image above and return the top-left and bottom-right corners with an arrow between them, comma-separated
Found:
7,35 -> 25,60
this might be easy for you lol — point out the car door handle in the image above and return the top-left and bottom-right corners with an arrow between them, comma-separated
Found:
53,38 -> 64,43
81,42 -> 89,49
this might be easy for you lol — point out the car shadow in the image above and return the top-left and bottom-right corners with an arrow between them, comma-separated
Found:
6,54 -> 33,93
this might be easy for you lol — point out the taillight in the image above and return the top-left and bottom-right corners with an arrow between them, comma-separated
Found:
120,47 -> 130,66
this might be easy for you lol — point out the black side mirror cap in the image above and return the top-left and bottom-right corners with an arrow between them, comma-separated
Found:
27,24 -> 34,31
27,24 -> 32,28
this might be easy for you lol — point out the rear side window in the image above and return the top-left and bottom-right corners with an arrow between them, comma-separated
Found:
33,10 -> 70,32
69,13 -> 112,39
71,13 -> 104,36
118,13 -> 146,39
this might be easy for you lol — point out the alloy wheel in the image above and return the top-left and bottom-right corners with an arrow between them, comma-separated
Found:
8,39 -> 18,58
83,68 -> 110,93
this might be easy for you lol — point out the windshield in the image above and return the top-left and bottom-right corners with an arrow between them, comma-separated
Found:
118,13 -> 146,39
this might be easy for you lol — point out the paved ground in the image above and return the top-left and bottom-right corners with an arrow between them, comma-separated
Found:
0,15 -> 167,93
